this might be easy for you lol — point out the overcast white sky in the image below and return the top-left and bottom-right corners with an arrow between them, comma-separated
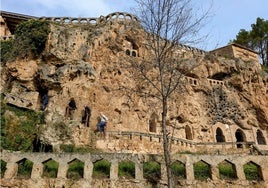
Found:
1,0 -> 268,51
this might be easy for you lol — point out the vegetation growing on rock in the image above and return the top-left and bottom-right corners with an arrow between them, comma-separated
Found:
0,20 -> 50,63
0,94 -> 45,151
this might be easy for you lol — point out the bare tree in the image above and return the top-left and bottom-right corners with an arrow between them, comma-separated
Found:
124,0 -> 212,187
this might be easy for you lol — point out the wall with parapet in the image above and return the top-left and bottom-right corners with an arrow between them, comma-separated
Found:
1,151 -> 268,187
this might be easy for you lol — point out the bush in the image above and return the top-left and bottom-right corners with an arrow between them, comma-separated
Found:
42,160 -> 59,178
143,161 -> 161,184
93,160 -> 111,178
118,161 -> 135,179
14,20 -> 50,58
0,20 -> 50,63
17,159 -> 33,179
67,159 -> 84,179
0,102 -> 45,151
218,161 -> 237,180
171,161 -> 186,179
244,162 -> 262,181
0,39 -> 14,64
194,161 -> 211,180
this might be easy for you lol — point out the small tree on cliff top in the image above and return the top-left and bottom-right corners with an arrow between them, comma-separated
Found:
130,0 -> 211,187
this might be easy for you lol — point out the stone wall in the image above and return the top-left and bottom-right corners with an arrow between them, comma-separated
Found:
1,151 -> 268,188
39,12 -> 139,25
210,44 -> 259,64
232,44 -> 259,63
95,130 -> 268,155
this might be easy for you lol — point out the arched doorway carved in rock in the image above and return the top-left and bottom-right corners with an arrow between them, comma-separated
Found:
185,125 -> 193,140
257,130 -> 266,145
235,129 -> 246,148
149,113 -> 157,132
216,127 -> 225,142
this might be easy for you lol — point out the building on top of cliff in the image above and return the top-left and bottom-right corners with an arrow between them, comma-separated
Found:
0,10 -> 36,40
210,43 -> 259,64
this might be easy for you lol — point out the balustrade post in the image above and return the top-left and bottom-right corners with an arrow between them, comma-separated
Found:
110,160 -> 118,180
84,160 -> 93,180
210,165 -> 219,180
262,166 -> 268,181
160,162 -> 168,183
31,162 -> 43,179
185,158 -> 195,181
4,162 -> 18,179
135,161 -> 144,181
57,162 -> 68,179
235,164 -> 246,181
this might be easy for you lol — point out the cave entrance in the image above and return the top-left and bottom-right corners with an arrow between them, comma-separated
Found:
216,127 -> 225,142
211,72 -> 229,80
39,88 -> 49,111
32,134 -> 53,152
149,113 -> 157,133
256,130 -> 266,145
185,125 -> 193,140
235,129 -> 246,148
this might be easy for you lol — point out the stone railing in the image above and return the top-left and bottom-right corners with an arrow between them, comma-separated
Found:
183,76 -> 227,88
107,131 -> 195,147
178,43 -> 207,55
184,76 -> 199,86
1,151 -> 267,187
104,131 -> 257,155
39,12 -> 139,25
207,78 -> 225,86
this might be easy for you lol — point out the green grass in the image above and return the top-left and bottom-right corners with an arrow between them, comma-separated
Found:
0,102 -> 45,151
67,159 -> 84,179
171,161 -> 186,179
244,162 -> 263,181
194,161 -> 211,180
17,159 -> 33,179
0,39 -> 14,64
93,160 -> 111,178
118,161 -> 135,179
143,161 -> 161,184
60,144 -> 101,153
42,159 -> 59,178
218,160 -> 237,180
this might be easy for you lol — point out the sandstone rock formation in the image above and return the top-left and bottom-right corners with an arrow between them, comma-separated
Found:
1,12 -> 268,154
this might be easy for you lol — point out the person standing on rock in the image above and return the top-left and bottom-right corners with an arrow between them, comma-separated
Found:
81,105 -> 91,127
97,112 -> 108,137
65,97 -> 77,120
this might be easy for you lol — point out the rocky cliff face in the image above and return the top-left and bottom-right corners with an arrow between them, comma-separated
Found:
1,16 -> 268,151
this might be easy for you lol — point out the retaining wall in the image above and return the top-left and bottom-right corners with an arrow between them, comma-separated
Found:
1,151 -> 267,187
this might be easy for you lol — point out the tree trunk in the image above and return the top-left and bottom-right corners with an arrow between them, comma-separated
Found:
162,98 -> 172,187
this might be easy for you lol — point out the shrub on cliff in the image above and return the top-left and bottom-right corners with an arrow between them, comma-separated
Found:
0,96 -> 45,151
1,20 -> 50,63
13,19 -> 50,59
0,39 -> 14,64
